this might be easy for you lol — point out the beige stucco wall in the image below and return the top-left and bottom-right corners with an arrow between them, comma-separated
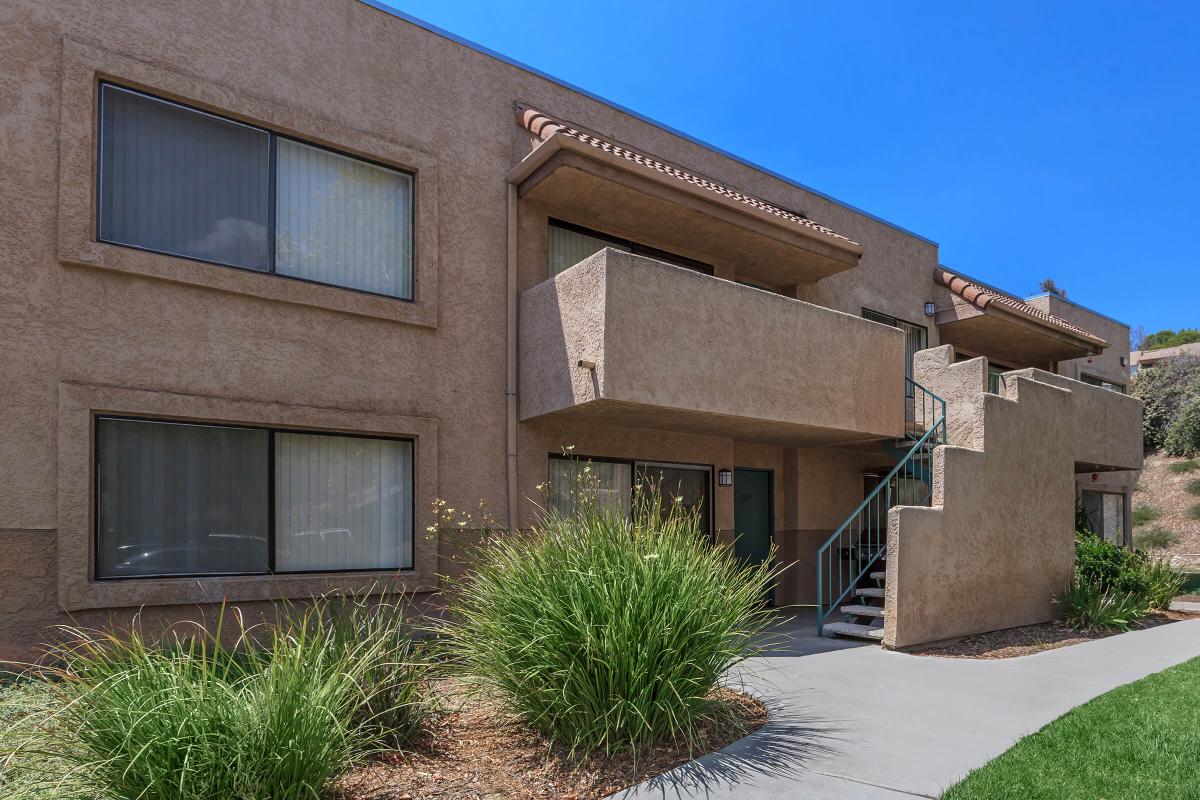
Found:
1027,295 -> 1131,389
520,249 -> 906,443
885,376 -> 1077,649
889,349 -> 1144,648
1003,369 -> 1142,471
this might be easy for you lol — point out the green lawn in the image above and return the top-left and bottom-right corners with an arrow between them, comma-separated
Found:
943,656 -> 1200,799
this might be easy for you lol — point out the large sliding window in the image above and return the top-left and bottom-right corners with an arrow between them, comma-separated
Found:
547,220 -> 713,277
95,417 -> 413,579
862,309 -> 928,392
1080,490 -> 1126,546
98,84 -> 414,299
547,455 -> 712,537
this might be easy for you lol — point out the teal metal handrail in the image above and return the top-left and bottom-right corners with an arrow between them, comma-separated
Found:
816,378 -> 946,636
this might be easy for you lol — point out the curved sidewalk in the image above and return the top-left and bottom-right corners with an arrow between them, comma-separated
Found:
613,610 -> 1200,799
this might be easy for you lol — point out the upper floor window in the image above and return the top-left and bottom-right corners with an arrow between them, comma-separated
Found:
547,219 -> 712,277
862,308 -> 928,391
98,84 -> 413,299
1080,373 -> 1126,394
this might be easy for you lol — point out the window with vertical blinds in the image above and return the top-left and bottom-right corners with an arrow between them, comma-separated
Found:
275,139 -> 413,297
274,432 -> 412,572
98,83 -> 413,299
95,417 -> 414,579
547,220 -> 713,277
96,418 -> 270,578
98,85 -> 270,270
547,458 -> 632,518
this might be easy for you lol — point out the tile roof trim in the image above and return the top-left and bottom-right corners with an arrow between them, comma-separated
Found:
355,0 -> 938,246
935,267 -> 1107,349
516,106 -> 863,252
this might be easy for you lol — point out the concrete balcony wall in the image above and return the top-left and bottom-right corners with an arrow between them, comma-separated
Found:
914,345 -> 1143,471
520,249 -> 906,445
1001,368 -> 1143,472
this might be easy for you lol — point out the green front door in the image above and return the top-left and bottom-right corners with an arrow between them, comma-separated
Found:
734,468 -> 774,604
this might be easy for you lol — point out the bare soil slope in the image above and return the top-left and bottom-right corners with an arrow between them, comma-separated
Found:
1131,453 -> 1200,570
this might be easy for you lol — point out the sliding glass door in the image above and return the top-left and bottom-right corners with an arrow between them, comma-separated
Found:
547,455 -> 711,536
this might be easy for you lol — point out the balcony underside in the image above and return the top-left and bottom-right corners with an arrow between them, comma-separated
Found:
511,136 -> 862,287
526,397 -> 896,447
936,305 -> 1100,365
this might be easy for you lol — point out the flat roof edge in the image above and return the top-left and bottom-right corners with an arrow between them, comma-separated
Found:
1023,292 -> 1130,329
357,0 -> 938,247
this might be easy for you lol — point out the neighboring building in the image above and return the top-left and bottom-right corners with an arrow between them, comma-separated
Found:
0,0 -> 1142,657
1130,342 -> 1200,376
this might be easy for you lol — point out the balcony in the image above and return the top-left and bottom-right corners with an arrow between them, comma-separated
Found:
519,249 -> 906,445
1002,369 -> 1143,472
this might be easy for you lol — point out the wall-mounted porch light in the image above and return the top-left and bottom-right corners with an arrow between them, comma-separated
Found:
718,469 -> 733,487
924,302 -> 936,317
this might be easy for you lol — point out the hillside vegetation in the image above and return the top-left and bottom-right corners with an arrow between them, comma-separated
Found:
1141,328 -> 1200,351
1132,356 -> 1200,457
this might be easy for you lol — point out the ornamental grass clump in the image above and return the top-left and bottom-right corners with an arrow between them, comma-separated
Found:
440,474 -> 778,756
2,596 -> 425,800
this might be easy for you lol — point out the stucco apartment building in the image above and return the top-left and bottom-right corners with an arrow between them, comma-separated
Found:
0,0 -> 1142,658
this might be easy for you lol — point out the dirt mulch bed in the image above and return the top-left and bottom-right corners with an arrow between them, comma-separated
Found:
909,609 -> 1200,659
336,681 -> 767,800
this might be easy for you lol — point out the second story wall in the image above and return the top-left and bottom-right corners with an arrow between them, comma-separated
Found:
1026,294 -> 1131,390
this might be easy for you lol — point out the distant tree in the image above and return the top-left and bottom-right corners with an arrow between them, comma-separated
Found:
1131,325 -> 1147,352
1142,329 -> 1200,351
1038,278 -> 1067,298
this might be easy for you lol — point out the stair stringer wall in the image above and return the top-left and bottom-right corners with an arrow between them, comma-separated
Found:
882,374 -> 1075,649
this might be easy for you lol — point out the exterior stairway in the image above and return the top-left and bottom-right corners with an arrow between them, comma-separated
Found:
822,567 -> 888,640
816,378 -> 947,641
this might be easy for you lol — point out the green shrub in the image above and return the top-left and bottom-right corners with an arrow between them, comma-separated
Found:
1165,397 -> 1200,458
1074,530 -> 1150,597
1186,479 -> 1200,496
1132,356 -> 1200,452
1140,559 -> 1187,610
1135,526 -> 1178,551
1060,580 -> 1148,633
1168,459 -> 1200,474
4,597 -> 424,800
1131,505 -> 1163,526
1189,504 -> 1200,521
441,485 -> 777,756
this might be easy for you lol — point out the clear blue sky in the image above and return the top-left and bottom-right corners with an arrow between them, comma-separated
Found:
377,1 -> 1197,335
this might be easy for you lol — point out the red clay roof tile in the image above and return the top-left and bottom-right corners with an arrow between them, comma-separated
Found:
935,267 -> 1107,348
517,106 -> 861,248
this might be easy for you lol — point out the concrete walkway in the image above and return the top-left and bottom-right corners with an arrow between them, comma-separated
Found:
615,610 -> 1200,799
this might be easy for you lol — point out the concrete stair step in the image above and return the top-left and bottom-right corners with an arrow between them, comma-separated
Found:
823,621 -> 885,641
841,604 -> 885,618
855,587 -> 884,598
870,571 -> 886,581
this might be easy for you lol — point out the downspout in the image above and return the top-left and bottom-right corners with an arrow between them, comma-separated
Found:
505,182 -> 519,532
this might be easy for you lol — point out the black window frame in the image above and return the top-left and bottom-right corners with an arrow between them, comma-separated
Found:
547,218 -> 715,276
546,452 -> 715,541
93,414 -> 417,581
862,308 -> 929,396
1080,372 -> 1126,394
96,82 -> 417,302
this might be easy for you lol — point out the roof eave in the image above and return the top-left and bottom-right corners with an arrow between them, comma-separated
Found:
509,130 -> 864,261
